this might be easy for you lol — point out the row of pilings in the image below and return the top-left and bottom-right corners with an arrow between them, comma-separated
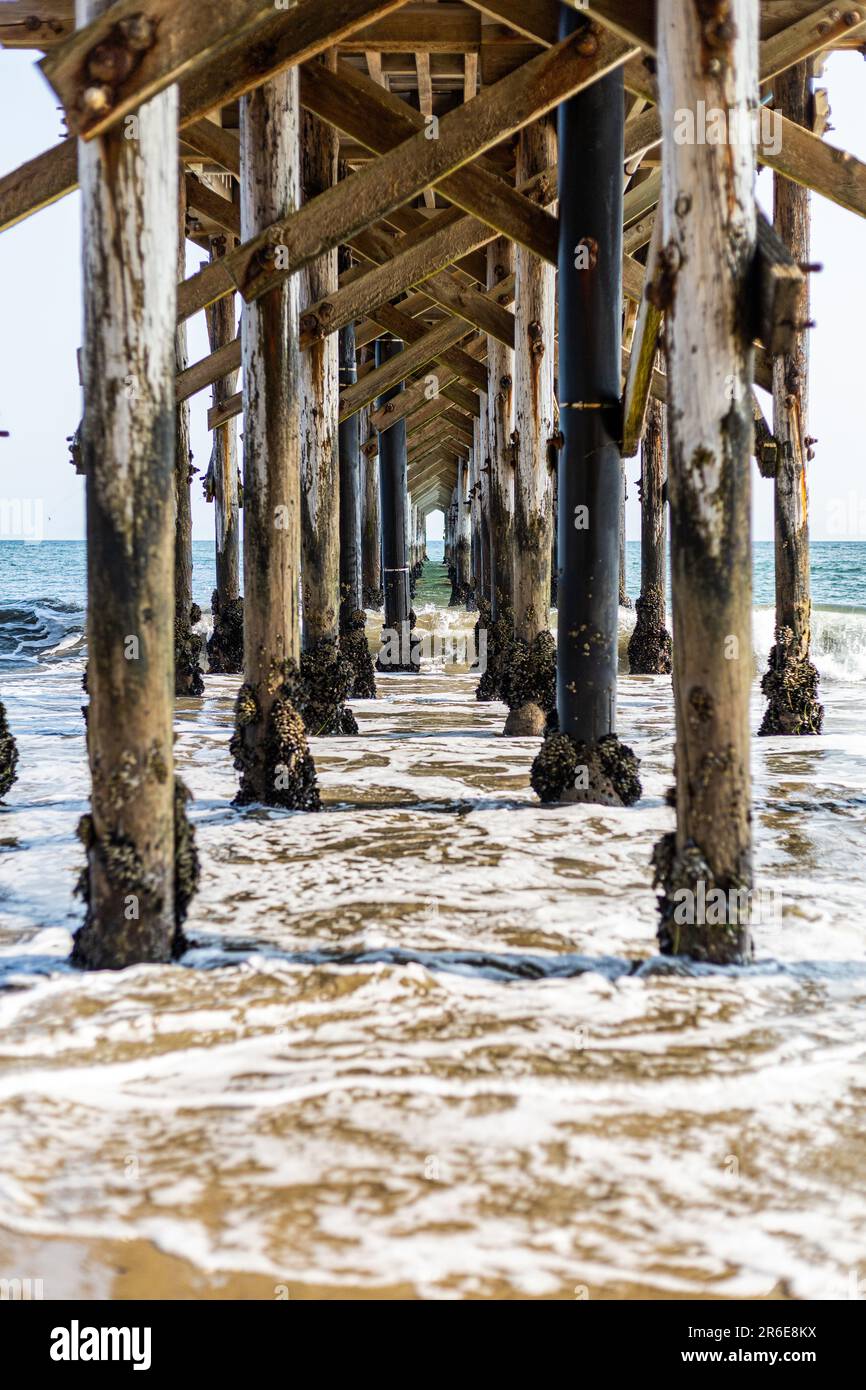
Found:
0,4 -> 823,973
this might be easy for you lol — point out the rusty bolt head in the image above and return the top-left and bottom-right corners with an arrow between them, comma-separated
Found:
87,40 -> 135,85
576,32 -> 599,57
675,192 -> 692,218
118,13 -> 157,51
844,8 -> 862,23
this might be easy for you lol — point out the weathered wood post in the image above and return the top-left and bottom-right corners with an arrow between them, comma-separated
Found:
339,312 -> 376,699
205,234 -> 243,675
759,61 -> 823,736
618,464 -> 632,609
230,70 -> 319,809
478,233 -> 516,700
73,0 -> 198,968
628,394 -> 673,673
531,35 -> 640,805
174,179 -> 203,697
651,0 -> 757,963
361,413 -> 382,608
468,441 -> 480,610
375,334 -> 418,672
476,411 -> 491,614
455,456 -> 472,606
298,101 -> 355,736
503,117 -> 557,736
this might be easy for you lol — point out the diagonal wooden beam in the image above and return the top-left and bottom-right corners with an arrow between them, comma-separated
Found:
0,138 -> 77,233
339,319 -> 475,423
177,26 -> 638,325
460,0 -> 558,47
185,173 -> 240,238
621,216 -> 663,457
298,169 -> 553,352
299,58 -> 560,262
371,338 -> 486,432
41,0 -> 412,139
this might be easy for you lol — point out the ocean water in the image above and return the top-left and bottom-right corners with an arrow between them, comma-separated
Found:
0,541 -> 865,1299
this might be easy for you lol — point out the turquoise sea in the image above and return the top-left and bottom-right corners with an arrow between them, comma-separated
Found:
2,538 -> 864,681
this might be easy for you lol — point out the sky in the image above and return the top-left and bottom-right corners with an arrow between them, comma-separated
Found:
0,44 -> 864,546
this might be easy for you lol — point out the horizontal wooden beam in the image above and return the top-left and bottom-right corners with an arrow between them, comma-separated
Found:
342,3 -> 479,53
41,0 -> 412,139
0,1 -> 74,47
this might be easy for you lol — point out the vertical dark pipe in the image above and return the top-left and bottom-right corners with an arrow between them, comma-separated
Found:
376,335 -> 412,656
532,9 -> 640,805
557,56 -> 623,745
338,322 -> 362,618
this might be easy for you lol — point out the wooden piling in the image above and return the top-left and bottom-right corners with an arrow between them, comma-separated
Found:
628,394 -> 672,674
361,411 -> 383,608
230,69 -> 319,809
298,104 -> 355,736
454,456 -> 472,606
503,116 -> 557,736
532,47 -> 640,807
174,179 -> 204,698
759,61 -> 823,737
477,236 -> 515,701
205,233 -> 243,675
73,0 -> 197,968
339,313 -> 376,700
651,0 -> 757,963
376,335 -> 418,672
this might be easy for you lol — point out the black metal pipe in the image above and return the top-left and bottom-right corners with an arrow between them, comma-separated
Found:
338,322 -> 362,620
375,334 -> 411,640
556,11 -> 624,744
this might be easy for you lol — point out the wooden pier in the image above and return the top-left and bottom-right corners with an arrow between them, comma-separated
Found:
1,1 -> 864,967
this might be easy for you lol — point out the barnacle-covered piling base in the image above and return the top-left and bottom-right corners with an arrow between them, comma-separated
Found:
652,832 -> 753,965
475,601 -> 512,702
0,699 -> 18,801
230,661 -> 320,810
341,607 -> 377,700
363,584 -> 383,610
72,776 -> 199,970
531,730 -> 641,807
628,588 -> 673,675
298,637 -> 358,735
175,604 -> 204,697
759,627 -> 824,736
207,590 -> 244,675
501,630 -> 556,736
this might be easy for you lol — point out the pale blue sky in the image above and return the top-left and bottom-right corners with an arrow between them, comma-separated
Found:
0,46 -> 863,543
